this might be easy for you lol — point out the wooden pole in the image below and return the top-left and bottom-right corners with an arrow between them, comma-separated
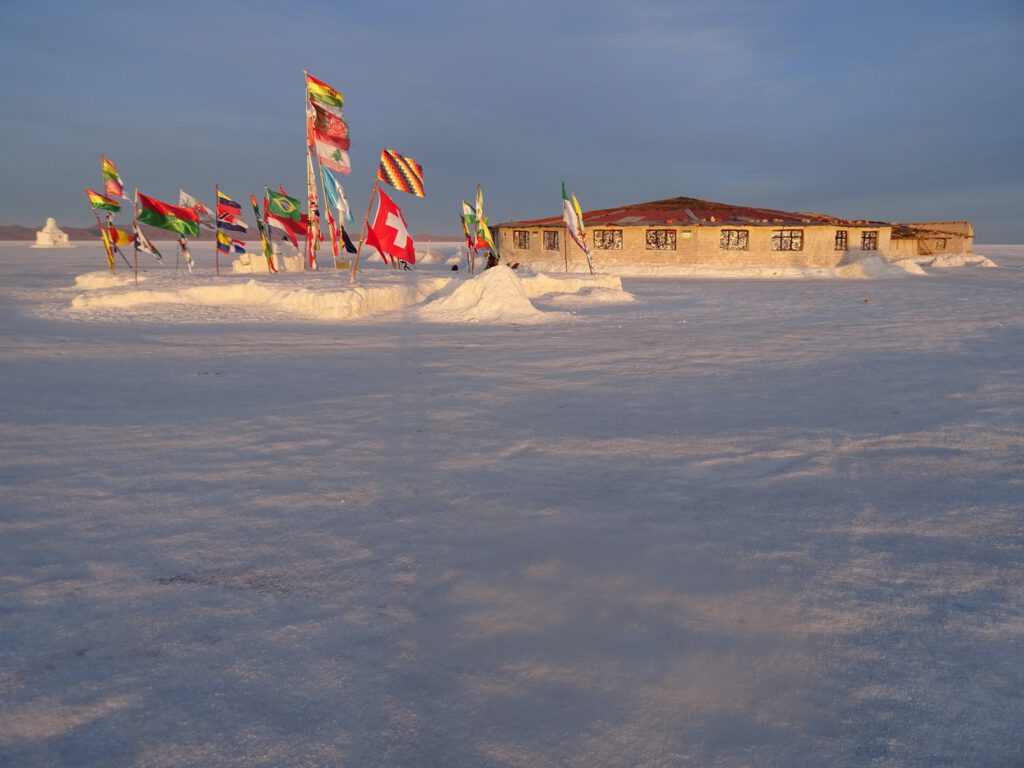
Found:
93,210 -> 113,274
564,224 -> 569,273
214,184 -> 221,277
349,177 -> 380,283
132,191 -> 139,285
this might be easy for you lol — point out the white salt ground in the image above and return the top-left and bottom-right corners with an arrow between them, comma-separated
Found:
919,253 -> 998,268
525,253 -> 933,278
1,241 -> 1022,768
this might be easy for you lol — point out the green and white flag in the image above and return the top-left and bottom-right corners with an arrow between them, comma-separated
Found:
179,189 -> 215,230
474,185 -> 496,254
561,182 -> 594,273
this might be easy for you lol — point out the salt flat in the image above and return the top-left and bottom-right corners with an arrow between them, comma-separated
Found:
1,242 -> 1022,767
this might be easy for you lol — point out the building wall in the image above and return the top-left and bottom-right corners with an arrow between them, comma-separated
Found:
888,238 -> 919,259
899,221 -> 974,255
496,224 -> 893,269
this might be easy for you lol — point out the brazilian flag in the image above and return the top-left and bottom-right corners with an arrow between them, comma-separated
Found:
266,188 -> 302,222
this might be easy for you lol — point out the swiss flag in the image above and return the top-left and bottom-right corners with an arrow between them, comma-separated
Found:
364,187 -> 416,265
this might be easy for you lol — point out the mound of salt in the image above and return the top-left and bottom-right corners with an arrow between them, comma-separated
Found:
418,265 -> 560,323
834,256 -> 927,278
924,254 -> 998,268
74,272 -> 145,289
542,287 -> 637,306
519,272 -> 622,298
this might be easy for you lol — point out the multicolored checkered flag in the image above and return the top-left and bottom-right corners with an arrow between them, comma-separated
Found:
376,149 -> 424,198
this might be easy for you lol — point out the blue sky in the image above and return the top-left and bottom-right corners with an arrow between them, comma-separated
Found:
1,0 -> 1022,240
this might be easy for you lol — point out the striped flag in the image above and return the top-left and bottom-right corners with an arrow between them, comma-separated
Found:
313,128 -> 351,174
133,223 -> 163,262
377,149 -> 424,198
216,190 -> 249,232
87,188 -> 121,213
306,73 -> 344,111
101,155 -> 125,199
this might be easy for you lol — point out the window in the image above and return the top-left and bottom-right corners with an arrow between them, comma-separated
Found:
543,231 -> 559,251
720,229 -> 749,251
771,229 -> 804,251
861,231 -> 878,251
646,229 -> 677,250
835,230 -> 848,251
512,230 -> 530,249
594,229 -> 623,250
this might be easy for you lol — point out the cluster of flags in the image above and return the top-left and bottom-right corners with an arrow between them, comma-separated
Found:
306,72 -> 354,268
81,72 -> 477,283
215,191 -> 250,270
458,186 -> 497,273
85,157 -> 127,271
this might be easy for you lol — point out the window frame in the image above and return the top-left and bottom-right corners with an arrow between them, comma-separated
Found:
512,230 -> 530,250
719,229 -> 749,251
861,231 -> 879,251
542,230 -> 559,251
835,230 -> 848,251
771,229 -> 804,252
593,229 -> 623,250
645,229 -> 677,251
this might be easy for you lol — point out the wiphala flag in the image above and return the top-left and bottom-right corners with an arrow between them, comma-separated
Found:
377,149 -> 424,198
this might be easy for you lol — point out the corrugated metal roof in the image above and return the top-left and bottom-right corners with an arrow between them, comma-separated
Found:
496,196 -> 885,228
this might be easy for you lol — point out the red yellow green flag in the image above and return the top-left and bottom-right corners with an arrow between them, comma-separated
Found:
101,155 -> 125,199
87,188 -> 121,212
306,73 -> 344,110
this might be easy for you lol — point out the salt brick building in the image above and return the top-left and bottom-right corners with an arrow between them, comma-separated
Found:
493,196 -> 972,269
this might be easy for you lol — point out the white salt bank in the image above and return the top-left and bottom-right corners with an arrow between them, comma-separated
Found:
33,217 -> 72,248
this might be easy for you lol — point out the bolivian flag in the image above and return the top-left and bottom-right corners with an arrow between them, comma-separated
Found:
101,155 -> 125,199
306,73 -> 344,111
87,188 -> 121,213
136,192 -> 201,237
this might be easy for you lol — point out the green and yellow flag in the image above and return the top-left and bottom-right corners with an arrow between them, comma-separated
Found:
265,188 -> 302,222
87,188 -> 121,212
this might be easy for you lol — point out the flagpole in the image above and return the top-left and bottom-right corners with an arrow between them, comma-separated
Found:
303,71 -> 312,273
264,186 -> 274,274
349,176 -> 380,284
132,190 -> 139,285
92,207 -> 114,275
103,153 -> 114,276
214,184 -> 221,277
564,223 -> 569,273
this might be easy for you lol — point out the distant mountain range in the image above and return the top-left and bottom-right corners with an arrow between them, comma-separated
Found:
0,224 -> 459,242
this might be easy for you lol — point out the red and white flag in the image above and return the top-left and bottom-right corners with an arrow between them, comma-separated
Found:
364,188 -> 415,265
